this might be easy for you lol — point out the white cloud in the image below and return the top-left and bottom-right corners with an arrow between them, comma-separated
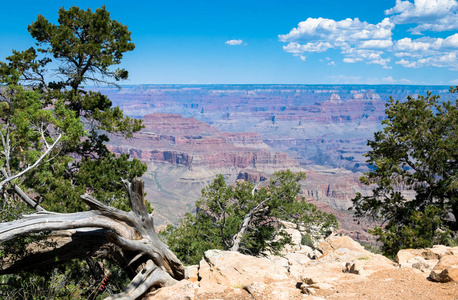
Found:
342,48 -> 391,67
382,76 -> 396,82
394,38 -> 431,51
399,78 -> 412,83
442,33 -> 458,48
396,58 -> 419,67
279,17 -> 393,66
386,0 -> 457,19
391,34 -> 458,69
382,76 -> 411,83
279,1 -> 458,71
394,54 -> 458,69
283,42 -> 333,53
449,79 -> 458,84
394,51 -> 423,58
343,57 -> 362,63
279,17 -> 393,44
360,39 -> 394,49
225,39 -> 244,46
328,75 -> 412,84
326,57 -> 336,66
385,0 -> 458,34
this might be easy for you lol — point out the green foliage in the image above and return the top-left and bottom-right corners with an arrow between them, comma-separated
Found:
0,259 -> 129,300
358,241 -> 383,255
0,5 -> 145,214
352,88 -> 458,256
161,170 -> 338,265
301,233 -> 314,248
0,6 -> 147,299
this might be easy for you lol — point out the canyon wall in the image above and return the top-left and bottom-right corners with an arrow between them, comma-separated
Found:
100,85 -> 452,239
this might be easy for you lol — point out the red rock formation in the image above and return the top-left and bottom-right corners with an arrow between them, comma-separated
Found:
108,113 -> 299,170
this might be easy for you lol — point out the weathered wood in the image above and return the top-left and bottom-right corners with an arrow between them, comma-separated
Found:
230,198 -> 269,252
0,177 -> 187,299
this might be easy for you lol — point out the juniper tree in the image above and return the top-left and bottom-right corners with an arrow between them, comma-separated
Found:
0,5 -> 145,216
162,170 -> 338,265
351,88 -> 458,257
0,6 -> 163,299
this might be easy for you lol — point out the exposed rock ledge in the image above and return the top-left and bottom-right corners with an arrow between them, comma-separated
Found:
145,235 -> 458,300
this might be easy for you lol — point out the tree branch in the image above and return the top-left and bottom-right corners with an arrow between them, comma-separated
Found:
0,178 -> 187,300
231,198 -> 270,252
0,133 -> 61,189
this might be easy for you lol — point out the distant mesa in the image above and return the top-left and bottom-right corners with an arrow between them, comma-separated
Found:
329,93 -> 342,103
351,90 -> 381,101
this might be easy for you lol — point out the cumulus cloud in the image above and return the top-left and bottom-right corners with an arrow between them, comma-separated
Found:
385,0 -> 458,34
283,41 -> 333,53
278,17 -> 394,66
392,34 -> 458,69
395,52 -> 458,69
279,1 -> 458,71
225,39 -> 244,46
279,17 -> 393,45
394,37 -> 432,51
360,39 -> 394,49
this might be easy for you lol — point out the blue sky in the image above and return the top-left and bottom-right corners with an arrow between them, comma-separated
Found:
0,0 -> 457,85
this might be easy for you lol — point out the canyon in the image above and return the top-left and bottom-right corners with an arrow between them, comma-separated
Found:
100,85 -> 453,241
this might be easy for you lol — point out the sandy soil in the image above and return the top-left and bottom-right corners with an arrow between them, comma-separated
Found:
318,268 -> 458,300
195,268 -> 458,300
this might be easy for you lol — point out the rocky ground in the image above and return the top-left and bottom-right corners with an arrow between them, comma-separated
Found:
144,233 -> 458,300
317,268 -> 458,300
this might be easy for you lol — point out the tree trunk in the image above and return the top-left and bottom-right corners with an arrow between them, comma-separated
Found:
230,199 -> 268,252
0,177 -> 187,300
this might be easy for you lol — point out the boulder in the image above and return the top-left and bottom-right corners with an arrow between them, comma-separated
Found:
196,249 -> 315,299
396,245 -> 458,279
396,249 -> 425,265
318,235 -> 367,255
314,235 -> 395,277
187,265 -> 199,283
200,250 -> 290,285
144,280 -> 197,300
430,254 -> 458,282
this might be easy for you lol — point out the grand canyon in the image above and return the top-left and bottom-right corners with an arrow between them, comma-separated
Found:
98,85 -> 453,242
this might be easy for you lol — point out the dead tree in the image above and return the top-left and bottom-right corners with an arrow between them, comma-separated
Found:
0,178 -> 187,300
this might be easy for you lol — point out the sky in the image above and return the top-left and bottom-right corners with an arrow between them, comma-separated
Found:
0,0 -> 457,85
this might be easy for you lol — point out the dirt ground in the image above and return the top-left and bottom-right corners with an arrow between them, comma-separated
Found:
317,268 -> 458,300
195,268 -> 458,300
